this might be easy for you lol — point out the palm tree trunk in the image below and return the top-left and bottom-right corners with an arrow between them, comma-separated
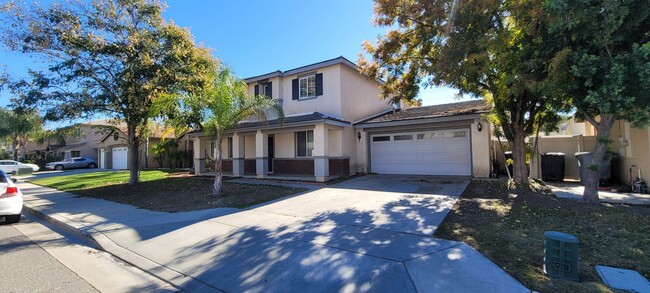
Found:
213,133 -> 224,197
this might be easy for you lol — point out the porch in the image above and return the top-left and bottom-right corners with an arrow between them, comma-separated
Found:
190,116 -> 354,182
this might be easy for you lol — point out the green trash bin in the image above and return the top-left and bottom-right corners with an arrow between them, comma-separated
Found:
544,231 -> 580,281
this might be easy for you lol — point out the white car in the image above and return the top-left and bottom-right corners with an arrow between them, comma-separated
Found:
0,160 -> 40,174
0,170 -> 22,224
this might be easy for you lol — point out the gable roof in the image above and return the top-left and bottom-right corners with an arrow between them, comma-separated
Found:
244,56 -> 361,83
356,100 -> 491,125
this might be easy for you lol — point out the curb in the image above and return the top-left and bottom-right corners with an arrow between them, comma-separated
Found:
22,202 -> 221,292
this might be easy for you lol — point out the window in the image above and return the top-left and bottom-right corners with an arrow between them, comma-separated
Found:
417,132 -> 439,140
227,137 -> 233,159
71,151 -> 81,157
73,158 -> 85,162
393,134 -> 413,141
299,75 -> 316,99
372,136 -> 390,142
296,130 -> 314,157
255,82 -> 272,98
442,131 -> 467,138
210,141 -> 216,158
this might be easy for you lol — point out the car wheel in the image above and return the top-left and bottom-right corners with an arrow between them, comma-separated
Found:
55,165 -> 64,171
4,214 -> 21,224
88,163 -> 97,169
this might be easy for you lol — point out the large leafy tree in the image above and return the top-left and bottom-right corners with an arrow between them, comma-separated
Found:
360,0 -> 569,185
0,0 -> 213,185
180,67 -> 283,196
0,107 -> 42,161
545,0 -> 650,202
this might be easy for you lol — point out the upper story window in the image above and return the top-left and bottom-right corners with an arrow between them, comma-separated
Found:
299,75 -> 316,99
292,73 -> 323,100
254,82 -> 272,98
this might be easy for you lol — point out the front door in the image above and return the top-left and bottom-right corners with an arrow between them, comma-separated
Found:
268,136 -> 275,173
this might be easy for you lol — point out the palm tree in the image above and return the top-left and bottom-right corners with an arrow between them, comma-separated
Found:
196,67 -> 283,196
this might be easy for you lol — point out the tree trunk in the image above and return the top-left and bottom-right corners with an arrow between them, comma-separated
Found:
127,123 -> 140,186
20,141 -> 26,162
12,137 -> 18,161
582,114 -> 615,203
510,126 -> 529,185
212,133 -> 223,197
144,137 -> 149,169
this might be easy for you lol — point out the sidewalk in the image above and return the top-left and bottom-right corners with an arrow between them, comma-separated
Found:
546,182 -> 650,205
19,180 -> 529,292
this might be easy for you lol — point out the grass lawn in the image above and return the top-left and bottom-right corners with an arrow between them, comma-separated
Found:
434,179 -> 650,293
30,170 -> 308,212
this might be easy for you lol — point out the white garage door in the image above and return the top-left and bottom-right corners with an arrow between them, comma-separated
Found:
371,129 -> 471,176
112,147 -> 128,170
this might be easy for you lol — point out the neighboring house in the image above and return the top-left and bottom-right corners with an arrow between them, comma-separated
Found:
97,124 -> 193,170
530,117 -> 650,186
25,123 -> 107,161
188,57 -> 493,182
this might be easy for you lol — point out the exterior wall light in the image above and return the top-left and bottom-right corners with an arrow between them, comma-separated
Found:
357,132 -> 362,141
477,122 -> 483,132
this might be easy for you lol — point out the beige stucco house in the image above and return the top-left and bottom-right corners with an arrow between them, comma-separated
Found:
24,122 -> 107,161
188,57 -> 493,182
97,124 -> 192,170
530,117 -> 650,186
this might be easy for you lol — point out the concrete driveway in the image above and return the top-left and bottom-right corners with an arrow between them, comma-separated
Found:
251,175 -> 470,236
21,174 -> 527,292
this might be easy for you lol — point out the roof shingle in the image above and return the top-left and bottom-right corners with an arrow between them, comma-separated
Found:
356,100 -> 491,124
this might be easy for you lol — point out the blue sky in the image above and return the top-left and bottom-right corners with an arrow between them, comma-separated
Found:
0,0 -> 463,109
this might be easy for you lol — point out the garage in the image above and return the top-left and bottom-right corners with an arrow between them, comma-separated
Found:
370,129 -> 472,176
112,147 -> 128,170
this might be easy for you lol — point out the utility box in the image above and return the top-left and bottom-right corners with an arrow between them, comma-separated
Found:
541,152 -> 565,181
15,166 -> 33,176
544,231 -> 580,281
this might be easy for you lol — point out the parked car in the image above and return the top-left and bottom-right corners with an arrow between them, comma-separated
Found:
0,160 -> 40,174
45,157 -> 97,170
0,170 -> 22,224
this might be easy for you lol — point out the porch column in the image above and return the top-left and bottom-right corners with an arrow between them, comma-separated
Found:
193,137 -> 206,175
255,130 -> 268,178
313,123 -> 329,182
232,132 -> 245,176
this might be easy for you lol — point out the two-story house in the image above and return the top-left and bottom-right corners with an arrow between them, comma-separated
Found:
189,57 -> 493,182
25,122 -> 107,161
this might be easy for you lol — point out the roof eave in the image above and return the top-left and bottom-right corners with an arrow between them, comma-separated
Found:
354,112 -> 485,129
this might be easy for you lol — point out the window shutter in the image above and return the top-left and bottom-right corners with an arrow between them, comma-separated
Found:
315,73 -> 323,96
254,84 -> 259,96
265,82 -> 272,98
292,78 -> 299,100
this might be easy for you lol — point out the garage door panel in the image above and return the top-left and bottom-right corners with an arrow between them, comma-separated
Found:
372,163 -> 470,176
112,147 -> 128,170
370,129 -> 471,176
